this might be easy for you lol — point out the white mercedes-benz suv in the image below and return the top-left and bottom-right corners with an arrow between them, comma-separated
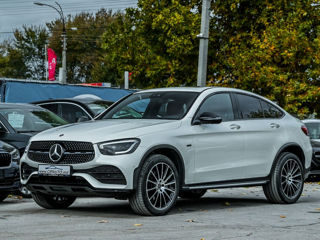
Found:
20,87 -> 312,215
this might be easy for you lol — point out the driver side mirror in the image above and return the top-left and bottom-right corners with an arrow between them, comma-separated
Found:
77,116 -> 90,122
194,112 -> 222,125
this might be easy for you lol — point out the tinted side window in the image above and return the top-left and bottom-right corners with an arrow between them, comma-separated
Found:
60,104 -> 88,123
196,93 -> 234,122
236,94 -> 264,119
40,103 -> 58,115
260,100 -> 283,118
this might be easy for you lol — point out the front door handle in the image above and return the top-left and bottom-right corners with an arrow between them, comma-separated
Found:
230,124 -> 241,130
270,123 -> 280,128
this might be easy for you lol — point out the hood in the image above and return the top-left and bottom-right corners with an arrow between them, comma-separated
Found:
31,119 -> 181,144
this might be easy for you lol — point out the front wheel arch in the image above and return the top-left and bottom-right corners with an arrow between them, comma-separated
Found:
133,145 -> 185,190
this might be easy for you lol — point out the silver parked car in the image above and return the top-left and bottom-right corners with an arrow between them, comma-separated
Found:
21,87 -> 312,215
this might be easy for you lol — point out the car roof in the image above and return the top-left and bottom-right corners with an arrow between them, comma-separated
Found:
33,98 -> 113,105
0,102 -> 44,110
302,119 -> 320,123
139,87 -> 211,93
137,87 -> 271,99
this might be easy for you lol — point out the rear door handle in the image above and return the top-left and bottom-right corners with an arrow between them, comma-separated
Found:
230,124 -> 241,130
270,123 -> 280,128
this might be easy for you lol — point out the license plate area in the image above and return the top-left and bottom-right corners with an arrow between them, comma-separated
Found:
38,165 -> 71,177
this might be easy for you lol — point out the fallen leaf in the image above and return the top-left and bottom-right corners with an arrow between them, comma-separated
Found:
315,208 -> 320,211
280,215 -> 286,218
301,194 -> 305,196
200,238 -> 205,240
98,220 -> 109,223
185,219 -> 196,223
224,202 -> 231,206
211,189 -> 218,192
134,224 -> 143,227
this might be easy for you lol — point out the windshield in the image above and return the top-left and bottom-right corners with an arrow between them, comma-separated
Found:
0,108 -> 68,133
305,122 -> 320,139
100,91 -> 199,120
87,100 -> 113,116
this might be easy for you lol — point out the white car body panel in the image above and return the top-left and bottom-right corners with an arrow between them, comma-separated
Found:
21,87 -> 312,193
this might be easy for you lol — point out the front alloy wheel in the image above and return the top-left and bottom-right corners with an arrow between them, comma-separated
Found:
129,154 -> 179,216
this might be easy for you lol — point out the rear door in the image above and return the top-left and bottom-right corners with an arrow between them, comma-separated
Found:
233,93 -> 285,178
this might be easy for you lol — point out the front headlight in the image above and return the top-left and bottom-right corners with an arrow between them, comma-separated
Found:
98,139 -> 140,155
1,142 -> 20,164
10,148 -> 20,163
24,140 -> 31,153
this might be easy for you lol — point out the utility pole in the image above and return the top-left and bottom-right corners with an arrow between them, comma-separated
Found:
44,44 -> 48,81
124,71 -> 129,89
197,0 -> 211,87
34,1 -> 67,84
61,29 -> 67,84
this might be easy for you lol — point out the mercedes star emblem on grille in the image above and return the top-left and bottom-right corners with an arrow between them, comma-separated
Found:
49,144 -> 65,162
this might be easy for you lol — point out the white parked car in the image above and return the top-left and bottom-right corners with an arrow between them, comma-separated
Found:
20,87 -> 312,215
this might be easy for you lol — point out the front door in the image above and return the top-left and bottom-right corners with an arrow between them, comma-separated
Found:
192,93 -> 245,183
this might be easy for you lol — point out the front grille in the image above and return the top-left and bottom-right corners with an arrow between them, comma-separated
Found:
78,165 -> 127,185
0,152 -> 11,167
28,141 -> 95,164
28,175 -> 90,187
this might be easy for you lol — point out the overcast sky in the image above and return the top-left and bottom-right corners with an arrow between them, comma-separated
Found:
0,0 -> 138,40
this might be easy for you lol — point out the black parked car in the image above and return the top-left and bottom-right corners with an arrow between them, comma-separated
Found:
33,96 -> 113,123
0,103 -> 68,154
0,141 -> 20,202
303,119 -> 320,175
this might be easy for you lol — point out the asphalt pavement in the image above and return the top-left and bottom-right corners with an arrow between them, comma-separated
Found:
1,183 -> 320,240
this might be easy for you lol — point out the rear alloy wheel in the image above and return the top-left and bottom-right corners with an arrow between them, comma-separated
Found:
0,192 -> 8,202
179,189 -> 207,199
129,154 -> 179,216
32,192 -> 76,209
263,152 -> 304,204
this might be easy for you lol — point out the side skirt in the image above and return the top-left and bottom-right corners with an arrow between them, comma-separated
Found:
182,177 -> 269,190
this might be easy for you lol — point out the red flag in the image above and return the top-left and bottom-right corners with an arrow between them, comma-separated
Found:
47,48 -> 57,81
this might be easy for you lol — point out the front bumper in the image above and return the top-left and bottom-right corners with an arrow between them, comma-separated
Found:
0,163 -> 20,193
20,144 -> 145,195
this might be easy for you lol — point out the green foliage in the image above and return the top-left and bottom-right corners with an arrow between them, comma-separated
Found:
0,26 -> 47,79
47,9 -> 116,83
101,0 -> 201,88
209,0 -> 320,117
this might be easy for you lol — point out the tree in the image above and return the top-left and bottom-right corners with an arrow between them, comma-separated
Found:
101,0 -> 201,88
47,9 -> 116,83
209,0 -> 320,116
0,26 -> 48,79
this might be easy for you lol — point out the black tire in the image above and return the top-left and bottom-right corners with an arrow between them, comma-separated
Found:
179,189 -> 206,199
32,192 -> 76,209
129,154 -> 180,216
263,152 -> 304,204
0,192 -> 8,202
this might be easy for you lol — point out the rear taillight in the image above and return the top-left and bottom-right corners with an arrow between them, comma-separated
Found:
301,125 -> 309,136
